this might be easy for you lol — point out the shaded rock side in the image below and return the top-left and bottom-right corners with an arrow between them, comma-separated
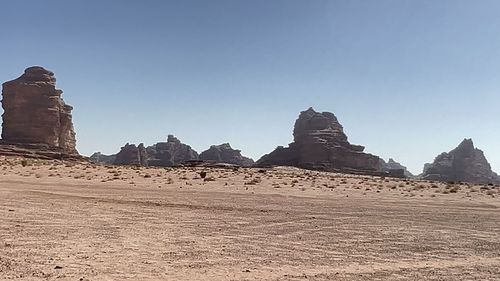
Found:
146,135 -> 199,167
257,107 -> 381,172
113,143 -> 148,166
89,152 -> 116,165
199,143 -> 254,167
1,66 -> 78,154
422,139 -> 499,184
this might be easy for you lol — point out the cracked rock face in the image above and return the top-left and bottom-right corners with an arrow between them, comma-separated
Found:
257,107 -> 381,172
422,138 -> 500,184
1,66 -> 78,154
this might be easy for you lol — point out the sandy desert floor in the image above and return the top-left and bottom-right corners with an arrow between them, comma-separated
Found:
1,156 -> 499,280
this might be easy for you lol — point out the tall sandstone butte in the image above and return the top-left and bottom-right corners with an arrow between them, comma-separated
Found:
257,107 -> 381,172
1,66 -> 78,154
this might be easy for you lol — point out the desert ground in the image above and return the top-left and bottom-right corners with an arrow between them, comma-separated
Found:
1,156 -> 499,280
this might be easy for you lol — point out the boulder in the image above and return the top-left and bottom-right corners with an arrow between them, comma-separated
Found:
199,143 -> 254,167
257,107 -> 381,172
1,66 -> 78,154
422,139 -> 499,184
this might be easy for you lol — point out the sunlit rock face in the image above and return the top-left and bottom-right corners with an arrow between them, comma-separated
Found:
257,107 -> 381,172
1,66 -> 78,154
422,138 -> 500,184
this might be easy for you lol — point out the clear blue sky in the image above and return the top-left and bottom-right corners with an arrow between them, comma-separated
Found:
1,0 -> 499,174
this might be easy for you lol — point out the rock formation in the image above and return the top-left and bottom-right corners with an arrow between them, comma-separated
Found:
380,158 -> 414,177
199,143 -> 254,167
146,135 -> 199,167
422,139 -> 500,184
0,66 -> 82,160
106,135 -> 199,167
257,107 -> 381,172
2,66 -> 77,153
114,143 -> 148,166
89,152 -> 116,165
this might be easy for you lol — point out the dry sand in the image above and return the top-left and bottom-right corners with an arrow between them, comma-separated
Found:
1,156 -> 499,280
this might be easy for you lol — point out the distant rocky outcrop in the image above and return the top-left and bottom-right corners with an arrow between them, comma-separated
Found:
0,66 -> 82,160
422,139 -> 499,184
114,143 -> 148,166
146,135 -> 199,167
257,107 -> 381,172
89,152 -> 116,165
199,143 -> 254,166
102,135 -> 199,167
380,158 -> 414,177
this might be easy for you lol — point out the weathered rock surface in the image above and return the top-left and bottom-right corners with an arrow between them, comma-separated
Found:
380,158 -> 414,177
146,135 -> 199,167
89,152 -> 116,165
422,139 -> 500,184
1,66 -> 78,155
257,107 -> 381,172
114,143 -> 148,166
199,143 -> 254,167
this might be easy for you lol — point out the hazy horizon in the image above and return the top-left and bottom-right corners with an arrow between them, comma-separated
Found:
1,0 -> 499,174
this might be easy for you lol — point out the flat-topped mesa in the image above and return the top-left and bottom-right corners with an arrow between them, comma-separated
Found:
422,138 -> 500,184
1,66 -> 78,155
257,107 -> 381,172
199,143 -> 254,167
